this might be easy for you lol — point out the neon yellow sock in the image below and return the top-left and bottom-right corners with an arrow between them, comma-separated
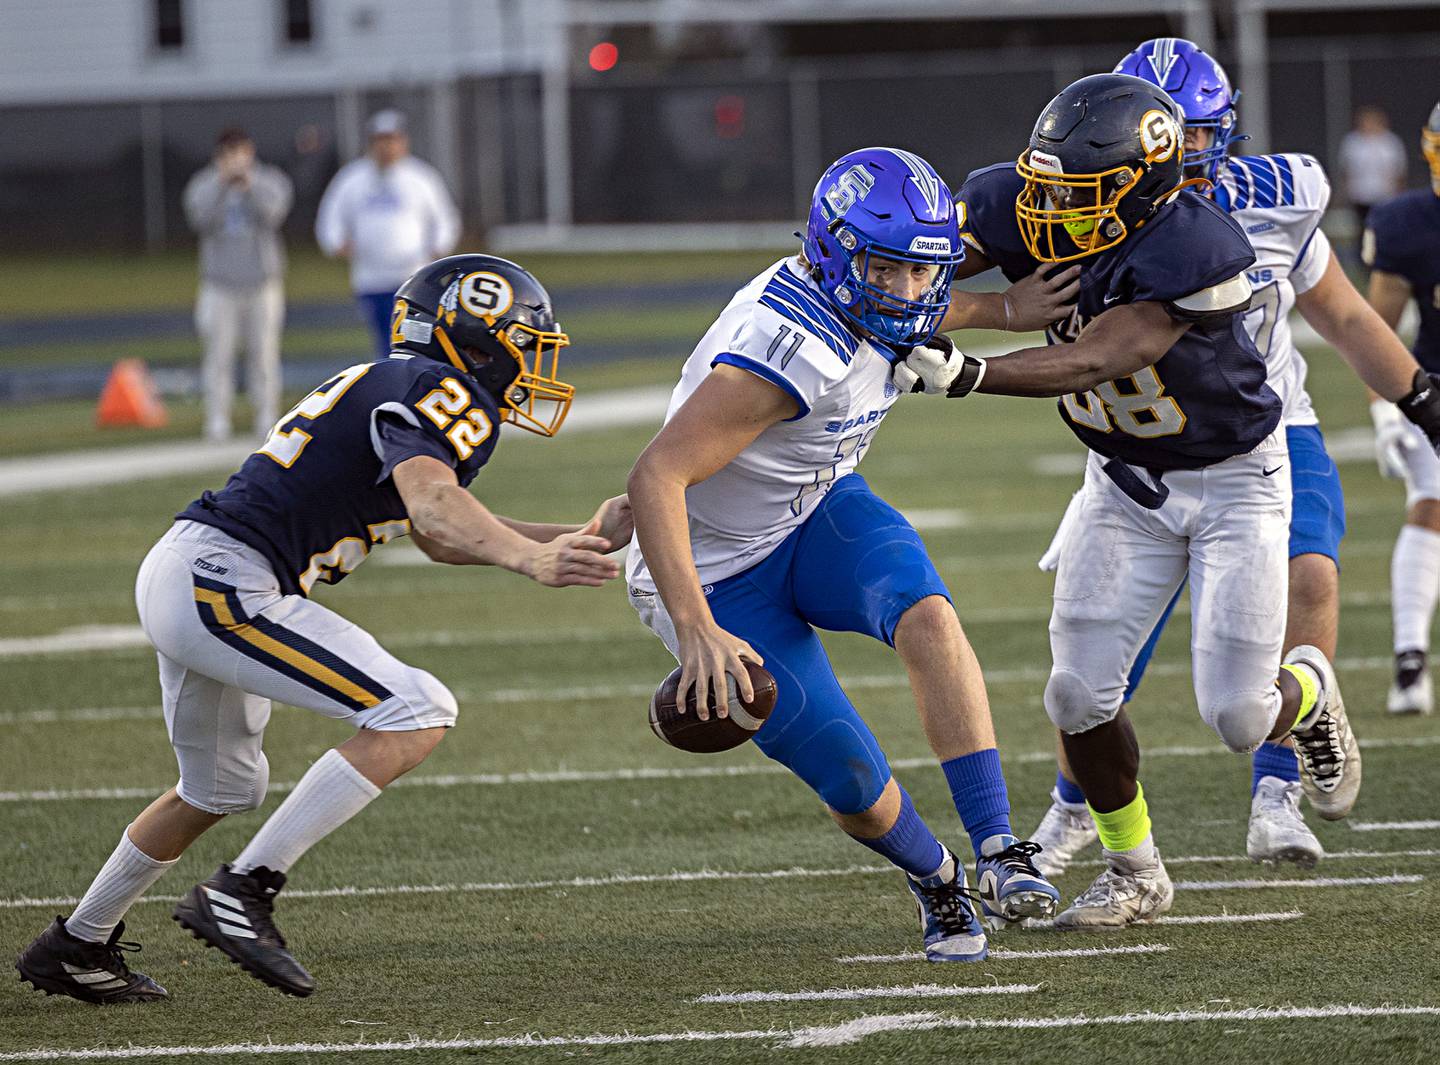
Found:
1279,663 -> 1319,729
1088,784 -> 1151,853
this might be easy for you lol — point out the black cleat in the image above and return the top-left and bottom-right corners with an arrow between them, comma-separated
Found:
173,864 -> 315,997
16,916 -> 167,1005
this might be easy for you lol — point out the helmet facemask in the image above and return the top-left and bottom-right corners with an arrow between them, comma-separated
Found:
433,316 -> 573,438
1181,109 -> 1239,181
825,222 -> 960,349
1016,107 -> 1188,263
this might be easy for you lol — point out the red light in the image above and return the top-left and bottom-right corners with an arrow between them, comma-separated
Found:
589,42 -> 618,72
714,94 -> 745,139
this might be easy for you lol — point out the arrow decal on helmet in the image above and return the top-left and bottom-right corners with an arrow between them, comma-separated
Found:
888,148 -> 943,217
1146,38 -> 1181,89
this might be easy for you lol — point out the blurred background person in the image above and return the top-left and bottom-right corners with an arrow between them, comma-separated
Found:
315,109 -> 460,358
183,127 -> 293,442
1340,104 -> 1407,230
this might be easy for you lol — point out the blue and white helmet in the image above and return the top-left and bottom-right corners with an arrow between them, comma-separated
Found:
1115,38 -> 1241,180
802,147 -> 963,350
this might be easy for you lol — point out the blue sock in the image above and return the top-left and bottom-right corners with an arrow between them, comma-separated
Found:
1054,769 -> 1086,806
1252,741 -> 1301,794
848,786 -> 945,879
940,748 -> 1014,858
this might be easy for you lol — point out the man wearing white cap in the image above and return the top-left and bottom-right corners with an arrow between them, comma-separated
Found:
316,110 -> 462,357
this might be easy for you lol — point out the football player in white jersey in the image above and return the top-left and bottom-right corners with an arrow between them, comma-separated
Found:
626,148 -> 1059,963
963,41 -> 1440,881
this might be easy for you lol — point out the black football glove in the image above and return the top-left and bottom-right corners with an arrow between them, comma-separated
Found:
1397,369 -> 1440,454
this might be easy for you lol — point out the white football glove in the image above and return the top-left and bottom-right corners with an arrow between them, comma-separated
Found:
1371,398 -> 1419,480
892,334 -> 987,397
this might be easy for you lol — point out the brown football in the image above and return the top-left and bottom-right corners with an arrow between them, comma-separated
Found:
649,661 -> 778,753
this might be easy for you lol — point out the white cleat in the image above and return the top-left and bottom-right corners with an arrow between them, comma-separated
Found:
1247,777 -> 1324,870
1387,650 -> 1433,716
1053,849 -> 1173,932
1028,788 -> 1098,878
1285,645 -> 1362,821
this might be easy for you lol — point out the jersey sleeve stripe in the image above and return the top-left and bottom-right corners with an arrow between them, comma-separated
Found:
711,352 -> 811,420
762,270 -> 860,362
1273,155 -> 1295,205
192,575 -> 393,712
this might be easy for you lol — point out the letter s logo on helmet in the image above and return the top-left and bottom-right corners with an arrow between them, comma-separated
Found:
1140,109 -> 1180,162
392,255 -> 576,437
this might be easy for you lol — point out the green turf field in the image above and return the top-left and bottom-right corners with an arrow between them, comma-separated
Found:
1,329 -> 1437,1063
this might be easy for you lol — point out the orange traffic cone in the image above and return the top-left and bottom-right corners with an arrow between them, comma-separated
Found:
96,359 -> 168,429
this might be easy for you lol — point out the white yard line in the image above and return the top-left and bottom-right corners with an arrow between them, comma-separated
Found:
4,738 -> 1439,803
0,589 -> 1408,659
782,1004 -> 1440,1049
1174,874 -> 1422,891
1350,820 -> 1440,832
837,944 -> 1171,964
0,859 -> 1424,913
0,1003 -> 1434,1061
695,983 -> 1039,1004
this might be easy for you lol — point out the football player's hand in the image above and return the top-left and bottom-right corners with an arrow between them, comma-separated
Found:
1396,370 -> 1440,461
590,494 -> 634,552
1004,265 -> 1081,331
674,618 -> 764,722
1371,398 -> 1419,479
893,334 -> 986,396
524,518 -> 619,587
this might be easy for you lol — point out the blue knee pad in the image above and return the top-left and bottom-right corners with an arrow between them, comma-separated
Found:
706,574 -> 892,815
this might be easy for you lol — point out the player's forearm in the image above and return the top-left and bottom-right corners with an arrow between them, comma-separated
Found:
1300,293 -> 1417,402
940,291 -> 1008,333
407,483 -> 540,573
626,462 -> 712,629
493,515 -> 580,543
976,340 -> 1144,397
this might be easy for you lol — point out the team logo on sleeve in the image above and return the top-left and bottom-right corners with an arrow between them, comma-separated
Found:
1140,109 -> 1180,162
459,272 -> 515,322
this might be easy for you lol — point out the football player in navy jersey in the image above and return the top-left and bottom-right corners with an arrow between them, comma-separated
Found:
1364,101 -> 1440,715
999,44 -> 1440,879
896,74 -> 1377,930
17,255 -> 630,1003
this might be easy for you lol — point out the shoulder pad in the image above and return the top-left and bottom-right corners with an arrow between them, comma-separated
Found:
1163,271 -> 1253,322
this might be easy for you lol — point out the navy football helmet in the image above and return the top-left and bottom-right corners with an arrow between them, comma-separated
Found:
1016,74 -> 1188,263
392,255 -> 574,436
802,147 -> 964,349
1425,100 -> 1440,196
1115,38 -> 1241,181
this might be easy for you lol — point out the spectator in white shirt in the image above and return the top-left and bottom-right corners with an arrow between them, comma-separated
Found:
315,110 -> 461,357
1339,105 -> 1408,230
